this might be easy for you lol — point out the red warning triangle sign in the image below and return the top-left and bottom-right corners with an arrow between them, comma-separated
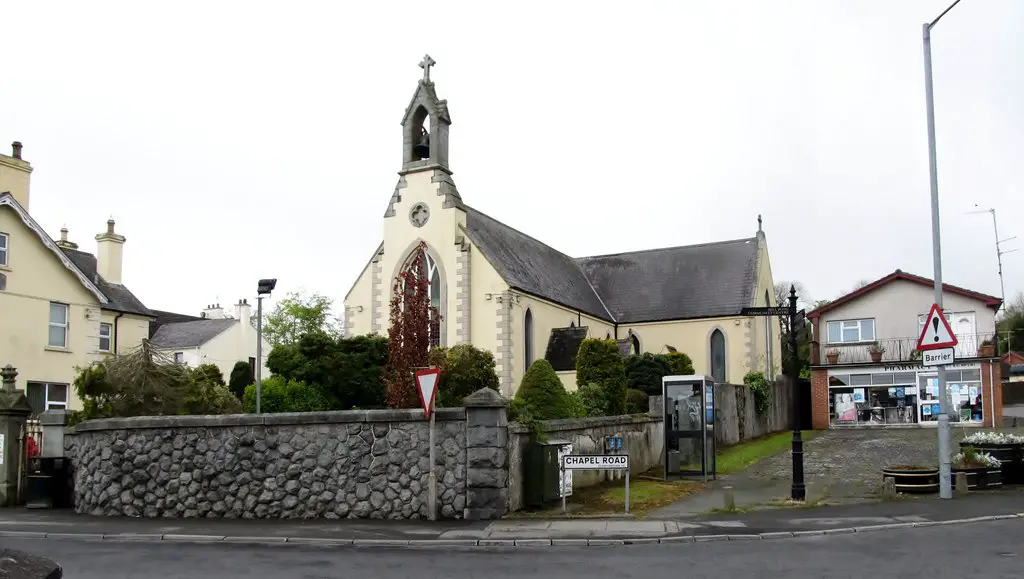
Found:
916,303 -> 959,351
414,367 -> 441,418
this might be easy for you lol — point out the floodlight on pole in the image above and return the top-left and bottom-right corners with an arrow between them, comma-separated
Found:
255,278 -> 277,414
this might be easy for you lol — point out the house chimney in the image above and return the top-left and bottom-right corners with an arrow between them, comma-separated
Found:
55,225 -> 79,250
94,217 -> 126,284
235,298 -> 252,329
202,303 -> 226,319
0,140 -> 32,211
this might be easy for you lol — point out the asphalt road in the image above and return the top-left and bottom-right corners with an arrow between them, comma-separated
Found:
5,520 -> 1022,579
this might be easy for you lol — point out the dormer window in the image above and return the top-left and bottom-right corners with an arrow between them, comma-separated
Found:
0,232 -> 8,266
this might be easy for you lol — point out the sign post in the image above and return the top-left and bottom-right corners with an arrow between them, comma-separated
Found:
561,455 -> 631,514
742,290 -> 806,501
414,367 -> 441,521
916,303 -> 959,499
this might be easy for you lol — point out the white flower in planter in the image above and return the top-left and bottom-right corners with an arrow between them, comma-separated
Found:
951,451 -> 1002,469
962,431 -> 1024,445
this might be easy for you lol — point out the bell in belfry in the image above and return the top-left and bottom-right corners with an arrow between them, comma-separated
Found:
414,127 -> 430,159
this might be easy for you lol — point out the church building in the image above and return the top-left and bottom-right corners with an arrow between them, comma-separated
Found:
344,56 -> 782,396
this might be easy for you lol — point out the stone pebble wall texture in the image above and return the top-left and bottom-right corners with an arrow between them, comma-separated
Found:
64,409 -> 468,520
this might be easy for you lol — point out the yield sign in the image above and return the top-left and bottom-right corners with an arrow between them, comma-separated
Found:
916,303 -> 959,351
415,367 -> 441,418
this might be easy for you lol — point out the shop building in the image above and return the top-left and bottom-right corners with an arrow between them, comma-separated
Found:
807,270 -> 1003,429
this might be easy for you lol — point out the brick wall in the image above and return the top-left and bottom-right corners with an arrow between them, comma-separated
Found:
810,369 -> 830,429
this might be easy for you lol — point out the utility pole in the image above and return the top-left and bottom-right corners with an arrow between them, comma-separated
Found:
922,0 -> 964,500
968,206 -> 1018,315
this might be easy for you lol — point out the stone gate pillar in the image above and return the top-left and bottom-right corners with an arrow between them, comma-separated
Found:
0,365 -> 33,506
462,388 -> 508,520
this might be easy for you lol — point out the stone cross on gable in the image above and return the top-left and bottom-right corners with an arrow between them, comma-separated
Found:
419,54 -> 436,82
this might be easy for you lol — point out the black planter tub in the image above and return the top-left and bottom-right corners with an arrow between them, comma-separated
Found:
959,442 -> 1023,485
951,466 -> 1002,490
881,466 -> 940,494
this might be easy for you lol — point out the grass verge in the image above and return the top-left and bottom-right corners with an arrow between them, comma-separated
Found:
512,469 -> 702,518
715,430 -> 820,475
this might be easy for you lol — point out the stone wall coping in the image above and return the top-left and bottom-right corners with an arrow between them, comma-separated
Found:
462,387 -> 508,408
39,410 -> 69,426
507,413 -> 661,435
67,407 -> 467,433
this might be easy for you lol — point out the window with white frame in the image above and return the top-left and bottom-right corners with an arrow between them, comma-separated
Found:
99,323 -> 112,352
48,302 -> 69,348
826,319 -> 875,343
174,352 -> 185,364
0,232 -> 8,266
27,382 -> 68,415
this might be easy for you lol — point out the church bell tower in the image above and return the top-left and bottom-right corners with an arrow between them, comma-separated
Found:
400,54 -> 452,175
385,54 -> 462,218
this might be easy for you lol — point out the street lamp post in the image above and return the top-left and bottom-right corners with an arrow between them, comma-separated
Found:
922,0 -> 963,500
255,278 -> 277,414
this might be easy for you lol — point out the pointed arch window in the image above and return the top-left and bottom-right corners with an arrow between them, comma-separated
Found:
630,334 -> 641,355
710,329 -> 726,383
524,309 -> 534,371
401,247 -> 443,348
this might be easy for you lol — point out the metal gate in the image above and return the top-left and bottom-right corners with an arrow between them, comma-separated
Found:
18,419 -> 43,503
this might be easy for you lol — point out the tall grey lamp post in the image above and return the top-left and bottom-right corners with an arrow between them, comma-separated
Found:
922,0 -> 964,500
255,278 -> 277,414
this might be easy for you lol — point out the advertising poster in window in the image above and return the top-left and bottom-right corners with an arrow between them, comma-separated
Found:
852,389 -> 865,403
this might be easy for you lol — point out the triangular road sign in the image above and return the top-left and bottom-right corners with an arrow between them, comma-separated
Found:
414,368 -> 441,418
916,303 -> 959,351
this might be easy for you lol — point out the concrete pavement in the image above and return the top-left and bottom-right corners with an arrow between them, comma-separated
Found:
5,518 -> 1024,578
2,490 -> 1023,547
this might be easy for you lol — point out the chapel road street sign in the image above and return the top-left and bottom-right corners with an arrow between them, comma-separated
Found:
562,455 -> 630,470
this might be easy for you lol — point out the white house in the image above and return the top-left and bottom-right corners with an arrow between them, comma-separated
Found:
149,299 -> 271,383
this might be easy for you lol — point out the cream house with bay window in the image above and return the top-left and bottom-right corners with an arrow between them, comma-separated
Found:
0,141 -> 154,414
344,57 -> 782,396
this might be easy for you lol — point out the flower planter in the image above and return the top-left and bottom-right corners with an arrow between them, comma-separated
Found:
870,352 -> 883,363
881,466 -> 939,494
826,353 -> 839,365
959,442 -> 1024,485
951,466 -> 1002,490
977,344 -> 995,358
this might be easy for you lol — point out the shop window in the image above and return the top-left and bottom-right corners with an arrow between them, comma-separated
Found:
826,319 -> 875,343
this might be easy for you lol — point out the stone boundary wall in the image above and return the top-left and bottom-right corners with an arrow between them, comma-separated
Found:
63,388 -> 509,520
506,414 -> 663,512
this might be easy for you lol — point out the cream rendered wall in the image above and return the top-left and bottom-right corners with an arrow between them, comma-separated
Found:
507,294 -> 614,393
380,170 -> 467,347
191,323 -> 272,383
343,254 -> 374,337
0,154 -> 32,210
101,312 -> 151,355
618,317 -> 754,385
751,235 -> 783,379
466,245 -> 504,355
0,208 -> 105,411
817,279 -> 998,340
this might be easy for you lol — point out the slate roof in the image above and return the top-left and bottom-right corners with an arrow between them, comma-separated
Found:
60,248 -> 153,317
148,309 -> 205,339
462,206 -> 760,323
150,318 -> 236,349
544,326 -> 590,371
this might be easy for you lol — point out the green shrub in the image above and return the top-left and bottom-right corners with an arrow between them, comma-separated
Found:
743,371 -> 772,415
184,374 -> 242,415
266,333 -> 388,410
242,376 -> 332,413
228,361 -> 253,400
565,390 -> 589,418
624,353 -> 672,395
574,382 -> 608,417
626,389 -> 649,414
576,338 -> 627,415
663,351 -> 695,375
435,344 -> 499,407
513,360 -> 574,421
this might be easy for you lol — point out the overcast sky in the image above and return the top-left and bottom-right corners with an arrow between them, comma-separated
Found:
4,0 -> 1021,318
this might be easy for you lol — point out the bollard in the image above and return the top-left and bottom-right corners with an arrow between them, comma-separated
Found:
722,486 -> 735,511
881,477 -> 897,499
955,471 -> 969,496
